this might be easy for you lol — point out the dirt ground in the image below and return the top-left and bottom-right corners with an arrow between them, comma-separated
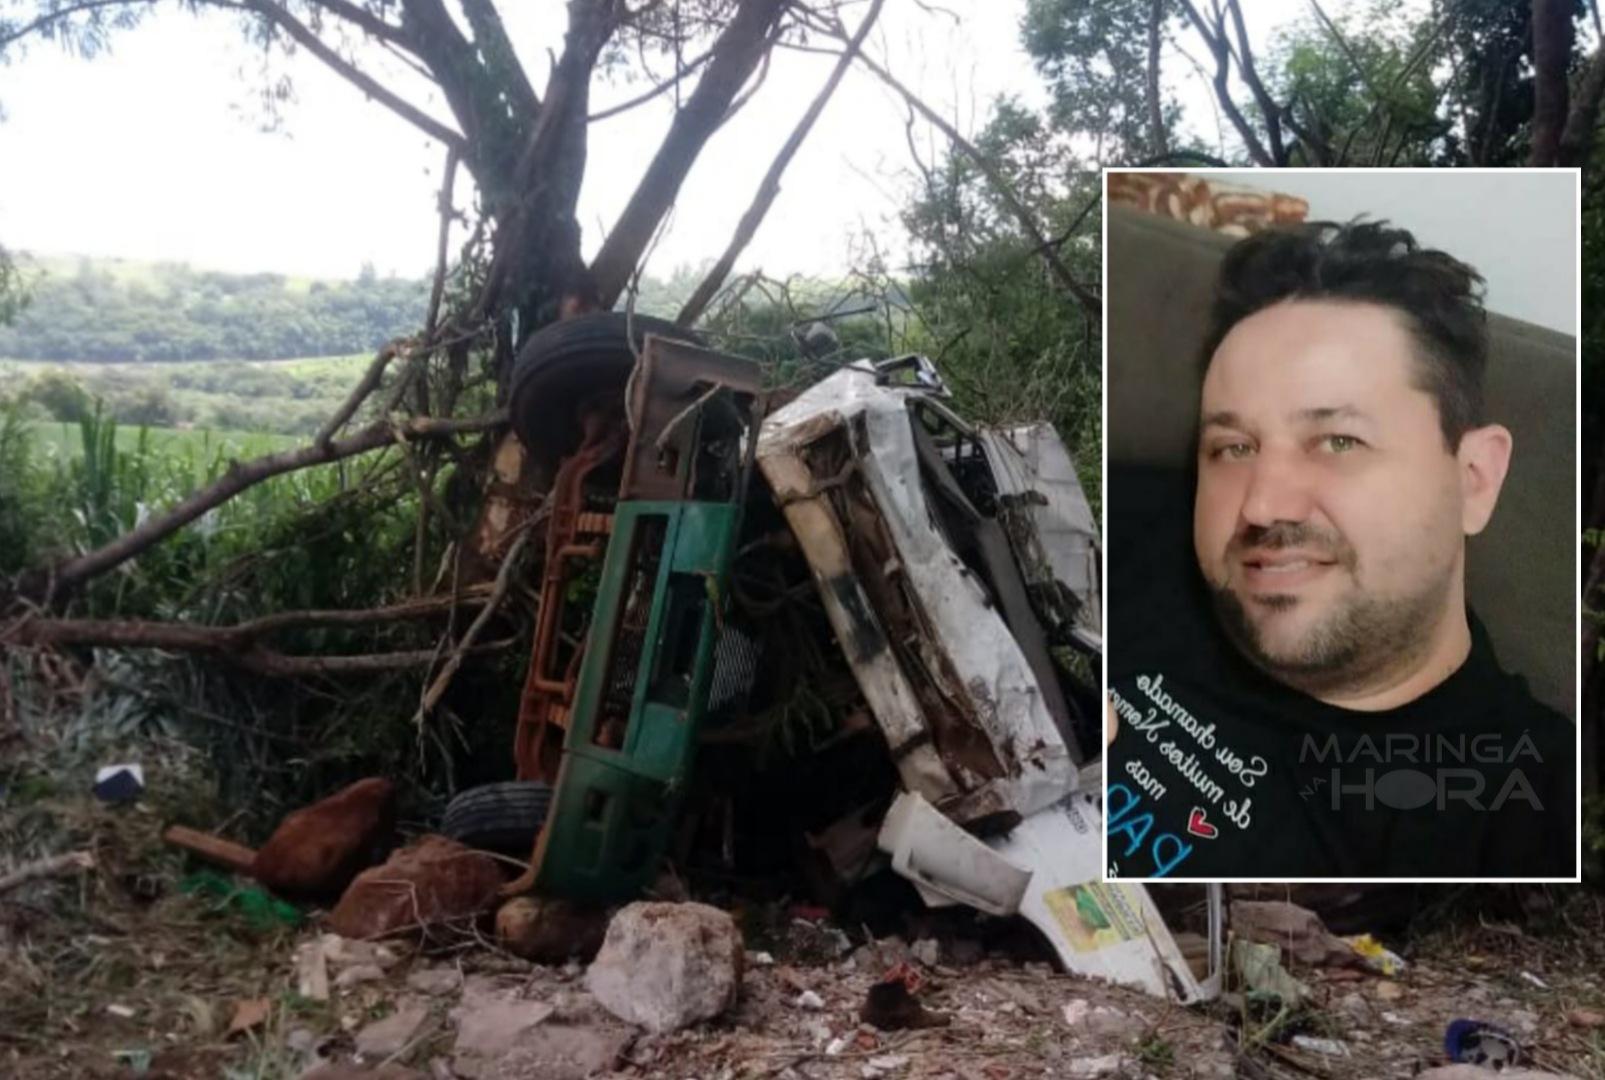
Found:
5,754 -> 1605,1080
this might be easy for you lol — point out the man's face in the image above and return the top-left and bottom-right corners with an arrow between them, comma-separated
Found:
1193,299 -> 1468,692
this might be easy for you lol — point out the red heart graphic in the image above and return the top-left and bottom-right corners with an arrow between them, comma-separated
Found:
1187,807 -> 1219,839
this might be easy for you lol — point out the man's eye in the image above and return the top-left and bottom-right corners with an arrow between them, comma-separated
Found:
1210,442 -> 1255,460
1320,434 -> 1363,453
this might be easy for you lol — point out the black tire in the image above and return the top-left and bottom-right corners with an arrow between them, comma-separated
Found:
509,311 -> 700,469
440,780 -> 553,854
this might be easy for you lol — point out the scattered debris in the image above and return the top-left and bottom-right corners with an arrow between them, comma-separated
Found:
92,763 -> 144,804
1232,900 -> 1365,968
226,997 -> 271,1037
300,1065 -> 427,1080
451,993 -> 555,1058
859,978 -> 950,1030
327,835 -> 503,939
354,999 -> 430,1059
793,989 -> 825,1010
294,939 -> 331,1003
494,895 -> 607,963
1521,970 -> 1551,989
1290,1034 -> 1350,1057
162,824 -> 256,874
1229,938 -> 1310,1004
1061,998 -> 1142,1039
1445,1018 -> 1523,1069
253,777 -> 396,900
105,1003 -> 136,1020
1345,932 -> 1407,976
583,901 -> 743,1033
406,966 -> 462,996
1566,1006 -> 1605,1028
0,848 -> 94,894
335,963 -> 388,989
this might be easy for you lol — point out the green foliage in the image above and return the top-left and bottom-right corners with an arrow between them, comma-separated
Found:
1020,0 -> 1179,165
0,243 -> 30,325
0,256 -> 427,362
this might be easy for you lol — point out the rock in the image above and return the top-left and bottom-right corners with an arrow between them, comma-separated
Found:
1416,1069 -> 1580,1080
910,938 -> 940,967
1374,980 -> 1404,1001
859,980 -> 949,1031
334,964 -> 387,990
322,936 -> 401,970
298,1066 -> 426,1080
584,901 -> 743,1033
1066,1055 -> 1128,1077
327,836 -> 503,940
494,896 -> 607,963
254,778 -> 396,901
355,1001 -> 430,1059
793,990 -> 825,1010
451,998 -> 555,1058
1568,1007 -> 1605,1028
406,967 -> 461,996
1061,999 -> 1141,1039
467,1019 -> 634,1080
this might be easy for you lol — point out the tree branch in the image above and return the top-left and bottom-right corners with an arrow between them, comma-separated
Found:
17,412 -> 506,604
589,0 -> 791,307
303,0 -> 413,51
844,46 -> 1102,322
1174,0 -> 1274,165
588,46 -> 716,121
1146,0 -> 1169,158
235,0 -> 465,152
676,0 -> 884,327
1222,0 -> 1286,164
0,0 -> 156,50
1529,0 -> 1573,165
3,615 -> 513,677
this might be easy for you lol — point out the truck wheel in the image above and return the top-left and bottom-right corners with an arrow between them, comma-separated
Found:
509,311 -> 698,469
440,781 -> 554,854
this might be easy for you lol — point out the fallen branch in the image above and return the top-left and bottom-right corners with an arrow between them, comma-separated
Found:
677,0 -> 884,327
2,614 -> 516,678
414,514 -> 539,724
0,851 -> 95,895
17,411 -> 506,605
163,826 -> 256,875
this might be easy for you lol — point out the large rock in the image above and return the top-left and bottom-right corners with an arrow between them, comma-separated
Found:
583,901 -> 743,1033
495,896 -> 608,963
327,835 -> 503,940
253,778 -> 396,901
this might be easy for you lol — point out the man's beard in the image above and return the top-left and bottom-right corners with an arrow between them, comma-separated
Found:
1207,523 -> 1451,697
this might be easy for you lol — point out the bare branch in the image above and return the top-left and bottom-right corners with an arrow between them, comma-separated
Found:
303,0 -> 412,51
0,0 -> 156,49
426,147 -> 461,338
414,516 -> 537,724
1146,0 -> 1169,158
590,0 -> 792,307
1222,0 -> 1286,164
315,341 -> 403,449
843,45 -> 1102,322
18,412 -> 506,604
588,47 -> 715,121
233,0 -> 465,152
0,851 -> 94,895
1174,0 -> 1274,165
677,0 -> 885,327
3,615 -> 513,677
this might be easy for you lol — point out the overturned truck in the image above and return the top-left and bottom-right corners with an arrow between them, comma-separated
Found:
443,313 -> 1219,1004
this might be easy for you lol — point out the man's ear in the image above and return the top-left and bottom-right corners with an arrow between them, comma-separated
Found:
1458,423 -> 1513,536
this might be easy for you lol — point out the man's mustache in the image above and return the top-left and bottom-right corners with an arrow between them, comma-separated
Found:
1227,522 -> 1357,568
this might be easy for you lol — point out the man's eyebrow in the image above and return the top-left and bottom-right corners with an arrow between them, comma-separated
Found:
1200,409 -> 1246,430
1293,404 -> 1371,424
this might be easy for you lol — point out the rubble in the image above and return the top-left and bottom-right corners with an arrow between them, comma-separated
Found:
253,777 -> 396,900
584,901 -> 744,1033
353,1000 -> 430,1058
327,835 -> 503,940
1231,899 -> 1366,968
494,895 -> 607,963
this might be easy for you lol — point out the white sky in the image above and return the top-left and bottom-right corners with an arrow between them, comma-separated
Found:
0,0 -> 1365,283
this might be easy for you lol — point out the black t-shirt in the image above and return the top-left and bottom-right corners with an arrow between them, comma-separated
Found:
1106,465 -> 1576,880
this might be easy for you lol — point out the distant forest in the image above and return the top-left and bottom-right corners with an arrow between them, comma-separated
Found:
0,258 -> 429,362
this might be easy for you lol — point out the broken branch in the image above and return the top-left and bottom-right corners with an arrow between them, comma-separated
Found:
676,0 -> 884,327
18,412 -> 506,604
0,851 -> 95,895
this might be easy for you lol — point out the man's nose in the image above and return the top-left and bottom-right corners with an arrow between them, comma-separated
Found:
1239,453 -> 1315,527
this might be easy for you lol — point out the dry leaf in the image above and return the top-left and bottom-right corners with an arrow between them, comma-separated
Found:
228,997 -> 272,1037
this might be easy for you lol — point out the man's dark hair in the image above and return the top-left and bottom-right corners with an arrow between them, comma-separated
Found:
1201,220 -> 1489,450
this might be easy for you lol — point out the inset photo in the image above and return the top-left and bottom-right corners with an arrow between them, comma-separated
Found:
1102,169 -> 1580,882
